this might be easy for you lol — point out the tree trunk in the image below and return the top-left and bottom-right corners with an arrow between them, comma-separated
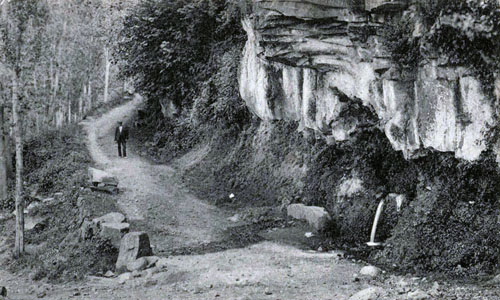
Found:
78,83 -> 84,117
0,105 -> 7,201
103,47 -> 110,103
67,98 -> 71,124
5,130 -> 12,179
35,113 -> 40,135
88,81 -> 92,110
12,77 -> 24,257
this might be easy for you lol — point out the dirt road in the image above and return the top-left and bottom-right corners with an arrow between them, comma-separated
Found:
74,96 -> 369,299
85,95 -> 233,253
2,98 -> 499,300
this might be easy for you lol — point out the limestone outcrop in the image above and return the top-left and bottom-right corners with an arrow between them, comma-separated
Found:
239,0 -> 496,161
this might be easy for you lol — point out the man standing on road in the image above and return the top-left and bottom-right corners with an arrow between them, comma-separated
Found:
114,121 -> 129,157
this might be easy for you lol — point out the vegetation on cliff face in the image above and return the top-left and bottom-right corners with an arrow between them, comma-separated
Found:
383,0 -> 500,92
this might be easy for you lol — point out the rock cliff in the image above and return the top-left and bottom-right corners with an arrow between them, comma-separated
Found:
239,0 -> 497,161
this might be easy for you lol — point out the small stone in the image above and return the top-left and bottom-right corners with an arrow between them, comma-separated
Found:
228,214 -> 240,222
359,266 -> 381,278
407,289 -> 430,300
118,272 -> 132,284
349,287 -> 386,300
127,257 -> 149,272
43,197 -> 55,204
264,290 -> 272,295
104,270 -> 114,278
92,212 -> 127,224
25,215 -> 48,231
27,201 -> 43,216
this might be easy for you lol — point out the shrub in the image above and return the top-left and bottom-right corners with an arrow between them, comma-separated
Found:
118,0 -> 245,111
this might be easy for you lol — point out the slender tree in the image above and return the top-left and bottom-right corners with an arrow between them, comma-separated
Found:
0,0 -> 48,257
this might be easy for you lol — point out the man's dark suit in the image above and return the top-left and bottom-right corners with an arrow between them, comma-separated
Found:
114,125 -> 129,157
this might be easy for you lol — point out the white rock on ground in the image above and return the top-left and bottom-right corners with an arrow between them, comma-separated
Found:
337,177 -> 364,198
118,272 -> 132,284
88,167 -> 118,185
25,216 -> 47,231
359,266 -> 381,278
228,214 -> 240,222
104,270 -> 115,278
349,287 -> 386,300
26,201 -> 43,216
93,212 -> 127,224
116,232 -> 153,273
287,204 -> 330,231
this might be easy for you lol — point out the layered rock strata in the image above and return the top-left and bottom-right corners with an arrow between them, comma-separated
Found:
240,0 -> 496,161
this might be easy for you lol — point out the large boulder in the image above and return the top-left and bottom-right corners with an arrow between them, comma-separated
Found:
88,167 -> 118,186
359,266 -> 381,278
116,232 -> 153,273
81,212 -> 128,243
100,222 -> 130,248
287,204 -> 331,231
25,216 -> 48,231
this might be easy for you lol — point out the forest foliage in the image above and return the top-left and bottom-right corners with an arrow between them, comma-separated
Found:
0,0 -> 129,134
118,0 -> 249,128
